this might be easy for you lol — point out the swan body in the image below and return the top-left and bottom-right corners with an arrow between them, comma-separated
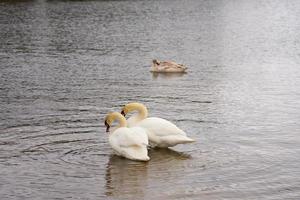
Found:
150,59 -> 187,73
105,112 -> 150,161
121,103 -> 195,148
135,117 -> 195,148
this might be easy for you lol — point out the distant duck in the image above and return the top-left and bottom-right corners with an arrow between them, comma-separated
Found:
150,59 -> 187,73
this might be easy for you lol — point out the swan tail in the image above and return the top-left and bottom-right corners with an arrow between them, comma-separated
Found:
159,135 -> 195,147
176,135 -> 195,144
124,145 -> 150,161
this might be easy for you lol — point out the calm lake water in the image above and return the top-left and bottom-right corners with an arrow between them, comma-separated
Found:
1,0 -> 300,199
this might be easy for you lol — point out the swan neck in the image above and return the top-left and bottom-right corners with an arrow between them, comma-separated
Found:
111,112 -> 127,128
137,104 -> 148,119
118,118 -> 126,128
117,115 -> 127,128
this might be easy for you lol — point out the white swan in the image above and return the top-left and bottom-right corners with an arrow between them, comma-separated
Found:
150,59 -> 187,73
121,103 -> 195,148
104,112 -> 150,161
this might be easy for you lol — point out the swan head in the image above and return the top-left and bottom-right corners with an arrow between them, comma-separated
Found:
120,106 -> 129,117
104,112 -> 126,132
121,102 -> 145,117
104,120 -> 110,132
104,113 -> 113,132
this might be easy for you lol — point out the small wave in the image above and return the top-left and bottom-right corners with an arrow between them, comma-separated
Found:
190,100 -> 212,103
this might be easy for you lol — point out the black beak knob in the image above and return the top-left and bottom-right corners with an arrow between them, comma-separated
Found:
121,110 -> 125,116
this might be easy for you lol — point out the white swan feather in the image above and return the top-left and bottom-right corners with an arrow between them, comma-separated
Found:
105,112 -> 150,161
121,103 -> 195,148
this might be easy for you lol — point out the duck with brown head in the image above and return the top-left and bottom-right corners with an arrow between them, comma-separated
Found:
150,59 -> 188,73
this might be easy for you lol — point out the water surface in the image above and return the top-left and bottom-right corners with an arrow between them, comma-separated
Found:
1,0 -> 300,199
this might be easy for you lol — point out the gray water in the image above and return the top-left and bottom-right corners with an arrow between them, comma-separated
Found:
1,0 -> 300,199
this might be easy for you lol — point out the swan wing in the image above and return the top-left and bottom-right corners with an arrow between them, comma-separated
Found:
134,117 -> 195,148
158,134 -> 195,147
130,127 -> 149,146
109,127 -> 149,161
110,127 -> 147,148
136,117 -> 186,137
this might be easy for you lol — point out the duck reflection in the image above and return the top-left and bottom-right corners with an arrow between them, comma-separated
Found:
151,72 -> 186,80
105,148 -> 191,199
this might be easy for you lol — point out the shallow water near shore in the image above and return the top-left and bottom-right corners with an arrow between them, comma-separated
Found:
1,0 -> 300,199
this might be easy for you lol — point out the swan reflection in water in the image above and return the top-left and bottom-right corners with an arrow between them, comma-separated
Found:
105,148 -> 191,199
151,72 -> 186,80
